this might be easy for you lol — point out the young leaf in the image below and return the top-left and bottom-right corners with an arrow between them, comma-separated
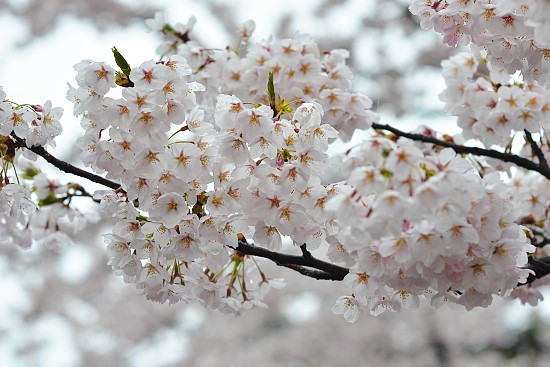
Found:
112,46 -> 132,76
267,71 -> 276,114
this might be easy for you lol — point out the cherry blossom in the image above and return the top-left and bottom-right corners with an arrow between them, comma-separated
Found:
2,3 -> 550,324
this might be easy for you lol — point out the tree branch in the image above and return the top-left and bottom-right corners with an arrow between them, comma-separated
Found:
523,257 -> 550,285
524,130 -> 550,173
12,137 -> 122,190
11,133 -> 550,288
371,122 -> 550,180
235,239 -> 349,281
524,224 -> 550,248
236,237 -> 550,286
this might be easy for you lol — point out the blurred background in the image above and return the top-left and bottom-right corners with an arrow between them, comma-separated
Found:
1,0 -> 550,366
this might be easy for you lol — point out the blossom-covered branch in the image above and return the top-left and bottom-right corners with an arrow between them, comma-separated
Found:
4,0 -> 550,323
371,122 -> 550,179
11,127 -> 550,290
11,136 -> 121,190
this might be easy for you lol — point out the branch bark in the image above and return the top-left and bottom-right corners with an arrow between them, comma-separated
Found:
235,239 -> 349,281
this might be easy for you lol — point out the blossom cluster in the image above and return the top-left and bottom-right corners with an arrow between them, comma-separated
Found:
1,87 -> 84,248
328,138 -> 533,321
507,170 -> 550,304
0,183 -> 36,249
409,0 -> 550,85
48,11 -> 540,319
147,12 -> 377,141
68,24 -> 364,313
2,6 -> 546,323
438,50 -> 550,147
0,86 -> 63,147
0,170 -> 86,249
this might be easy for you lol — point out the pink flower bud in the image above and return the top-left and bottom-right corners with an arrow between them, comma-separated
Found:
276,153 -> 284,167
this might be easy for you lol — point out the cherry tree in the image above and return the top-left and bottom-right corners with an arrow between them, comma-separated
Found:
1,0 -> 550,327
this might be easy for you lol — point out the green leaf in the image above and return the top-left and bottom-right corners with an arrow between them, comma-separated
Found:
112,46 -> 131,76
267,71 -> 276,111
380,169 -> 393,180
281,149 -> 293,162
163,24 -> 176,34
21,164 -> 41,180
277,97 -> 293,115
114,71 -> 134,87
38,193 -> 60,206
419,163 -> 436,179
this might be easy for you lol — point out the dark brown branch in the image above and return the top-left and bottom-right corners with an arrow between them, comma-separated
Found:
235,239 -> 349,281
522,257 -> 550,285
525,225 -> 550,248
533,238 -> 550,248
524,130 -> 550,172
13,137 -> 121,190
371,122 -> 550,180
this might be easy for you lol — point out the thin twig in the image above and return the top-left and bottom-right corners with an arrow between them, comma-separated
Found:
524,130 -> 550,172
300,243 -> 312,258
